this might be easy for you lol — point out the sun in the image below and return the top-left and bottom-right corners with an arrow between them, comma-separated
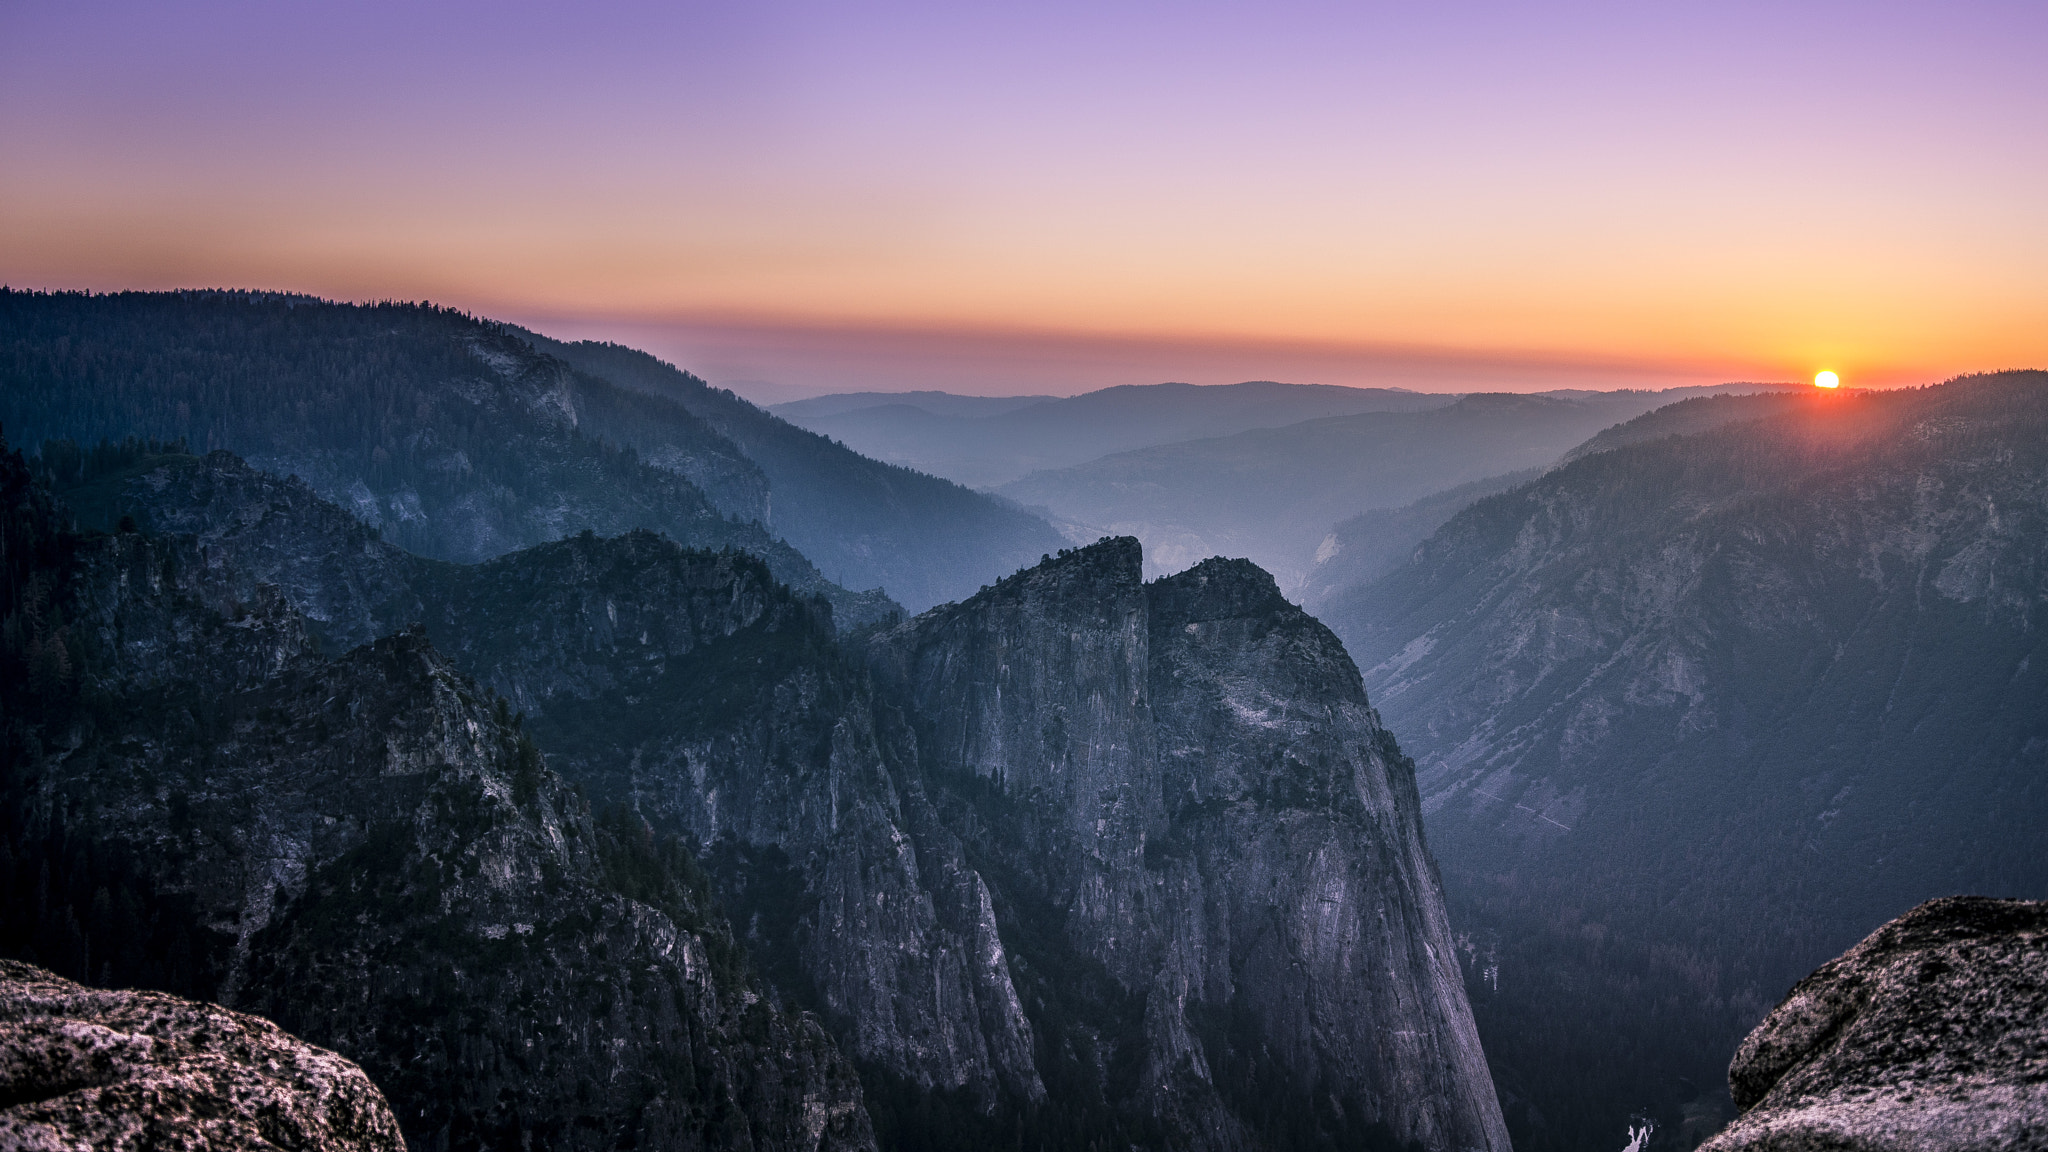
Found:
1814,371 -> 1840,389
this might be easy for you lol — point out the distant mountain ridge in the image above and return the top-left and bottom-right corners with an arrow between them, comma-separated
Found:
513,333 -> 1069,611
1299,468 -> 1545,608
1,289 -> 1071,615
0,289 -> 908,623
774,380 -> 1458,489
1000,387 -> 1794,592
773,390 -> 1059,420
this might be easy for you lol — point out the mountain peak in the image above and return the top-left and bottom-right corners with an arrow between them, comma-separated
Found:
940,535 -> 1144,616
1146,556 -> 1287,622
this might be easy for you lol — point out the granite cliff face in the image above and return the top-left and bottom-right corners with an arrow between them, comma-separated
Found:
0,434 -> 876,1152
25,438 -> 1509,1149
866,541 -> 1510,1150
1704,897 -> 2048,1151
1145,558 -> 1504,1148
0,960 -> 406,1152
425,530 -> 1508,1148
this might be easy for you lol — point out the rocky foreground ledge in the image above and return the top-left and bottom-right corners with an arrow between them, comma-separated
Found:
0,960 -> 405,1152
1704,896 -> 2048,1151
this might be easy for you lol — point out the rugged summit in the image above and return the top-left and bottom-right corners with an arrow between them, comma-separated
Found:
457,531 -> 1507,1147
866,541 -> 1509,1150
0,960 -> 406,1152
0,432 -> 875,1152
1704,897 -> 2048,1151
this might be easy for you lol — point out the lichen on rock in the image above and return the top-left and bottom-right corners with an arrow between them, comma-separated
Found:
0,959 -> 406,1152
1704,896 -> 2048,1151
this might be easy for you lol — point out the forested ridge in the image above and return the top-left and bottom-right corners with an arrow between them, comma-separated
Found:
0,288 -> 896,624
1323,373 -> 2048,1149
520,332 -> 1068,611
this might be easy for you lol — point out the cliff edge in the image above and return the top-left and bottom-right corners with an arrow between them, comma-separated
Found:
0,960 -> 405,1152
1704,896 -> 2048,1151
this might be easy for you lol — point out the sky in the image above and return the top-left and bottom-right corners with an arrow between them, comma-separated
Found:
3,1 -> 2044,400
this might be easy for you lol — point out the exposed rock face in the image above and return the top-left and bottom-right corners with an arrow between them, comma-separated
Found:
868,542 -> 1511,1150
868,537 -> 1160,994
1703,896 -> 2048,1152
425,532 -> 1052,1114
0,960 -> 405,1152
45,441 -> 1509,1149
1146,559 -> 1505,1149
0,435 -> 876,1152
108,448 -> 428,651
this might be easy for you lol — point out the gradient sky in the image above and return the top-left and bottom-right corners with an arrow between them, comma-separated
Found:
4,1 -> 2044,398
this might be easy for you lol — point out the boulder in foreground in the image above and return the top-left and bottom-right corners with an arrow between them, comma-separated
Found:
1704,896 -> 2048,1151
0,960 -> 405,1152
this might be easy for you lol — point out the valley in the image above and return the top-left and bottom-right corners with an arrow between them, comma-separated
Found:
2,291 -> 2042,1151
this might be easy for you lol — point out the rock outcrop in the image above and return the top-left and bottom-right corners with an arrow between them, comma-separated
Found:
1703,896 -> 2048,1151
0,960 -> 405,1152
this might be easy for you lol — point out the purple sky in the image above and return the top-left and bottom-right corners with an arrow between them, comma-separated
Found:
4,1 -> 2044,398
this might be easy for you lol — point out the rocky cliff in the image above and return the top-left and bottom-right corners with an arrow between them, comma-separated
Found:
1146,558 -> 1504,1149
426,531 -> 1508,1148
0,959 -> 406,1152
867,541 -> 1510,1150
27,438 -> 1510,1149
0,432 -> 876,1152
1704,897 -> 2048,1151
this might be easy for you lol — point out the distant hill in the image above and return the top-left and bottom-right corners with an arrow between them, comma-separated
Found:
517,334 -> 1069,611
1000,388 -> 1782,592
1556,387 -> 1817,465
773,390 -> 1059,420
1317,373 -> 2048,1151
0,289 -> 896,625
774,380 -> 1458,489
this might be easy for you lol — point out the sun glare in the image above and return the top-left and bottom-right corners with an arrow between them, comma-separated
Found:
1814,371 -> 1840,389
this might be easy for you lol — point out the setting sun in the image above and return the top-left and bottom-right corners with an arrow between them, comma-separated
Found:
1814,371 -> 1841,389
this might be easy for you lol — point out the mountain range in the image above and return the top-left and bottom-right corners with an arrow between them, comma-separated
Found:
772,380 -> 1457,490
773,391 -> 1061,421
0,426 -> 1508,1150
0,289 -> 1064,613
1314,372 -> 2048,1149
511,332 -> 1068,611
999,388 -> 1795,592
6,288 -> 2043,1152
